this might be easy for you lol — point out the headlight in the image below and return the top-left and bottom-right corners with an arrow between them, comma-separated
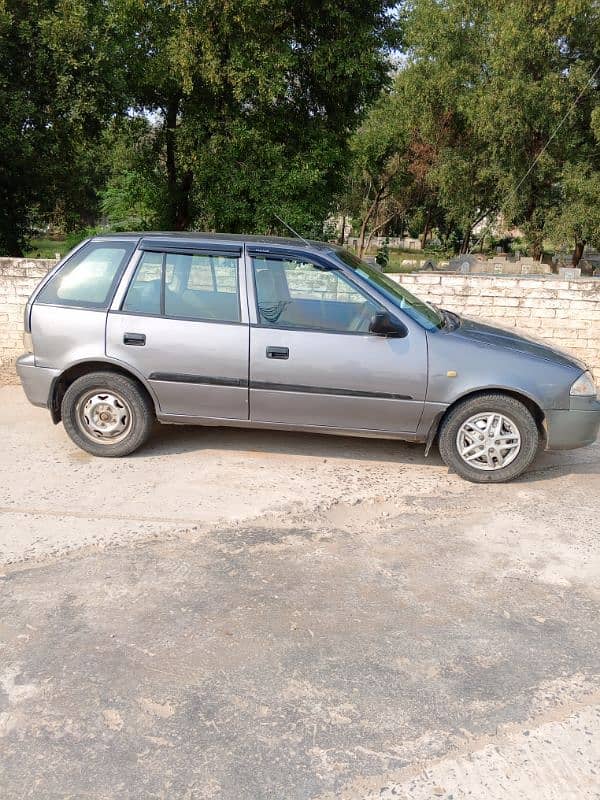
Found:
23,332 -> 33,353
570,371 -> 597,397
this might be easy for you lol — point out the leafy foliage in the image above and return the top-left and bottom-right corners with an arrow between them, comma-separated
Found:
545,165 -> 600,271
0,0 -> 125,254
101,0 -> 398,234
345,0 -> 600,261
1,0 -> 599,262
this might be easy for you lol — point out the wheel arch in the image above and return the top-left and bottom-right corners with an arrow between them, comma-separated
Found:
425,387 -> 546,455
49,359 -> 159,424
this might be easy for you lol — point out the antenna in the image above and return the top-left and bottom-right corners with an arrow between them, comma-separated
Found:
273,213 -> 310,246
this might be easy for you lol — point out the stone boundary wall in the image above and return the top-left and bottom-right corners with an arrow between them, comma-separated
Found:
0,259 -> 599,384
0,258 -> 56,382
392,273 -> 600,381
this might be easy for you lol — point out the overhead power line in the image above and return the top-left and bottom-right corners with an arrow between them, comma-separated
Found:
510,61 -> 600,201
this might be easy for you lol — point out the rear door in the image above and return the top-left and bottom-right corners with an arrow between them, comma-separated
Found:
107,242 -> 249,420
248,249 -> 428,433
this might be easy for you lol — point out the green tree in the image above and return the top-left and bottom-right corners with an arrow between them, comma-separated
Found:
100,118 -> 161,229
351,0 -> 599,259
0,0 -> 125,254
0,0 -> 57,254
546,165 -> 600,272
345,86 -> 411,256
470,1 -> 599,260
106,0 -> 398,234
345,4 -> 500,255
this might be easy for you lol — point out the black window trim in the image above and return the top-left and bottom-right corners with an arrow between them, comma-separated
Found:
249,321 -> 376,337
140,240 -> 242,256
108,309 -> 247,328
120,246 -> 243,324
247,246 -> 339,269
159,252 -> 166,316
31,303 -> 110,315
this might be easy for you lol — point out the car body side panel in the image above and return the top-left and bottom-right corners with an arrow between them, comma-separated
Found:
425,326 -> 580,411
31,305 -> 108,369
106,313 -> 250,419
154,412 -> 424,441
249,325 -> 427,433
245,245 -> 429,434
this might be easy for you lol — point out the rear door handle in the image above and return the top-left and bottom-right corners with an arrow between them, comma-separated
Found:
124,332 -> 146,346
266,346 -> 289,360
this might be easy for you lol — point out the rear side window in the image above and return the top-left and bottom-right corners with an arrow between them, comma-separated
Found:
122,250 -> 241,322
36,242 -> 134,309
122,252 -> 163,315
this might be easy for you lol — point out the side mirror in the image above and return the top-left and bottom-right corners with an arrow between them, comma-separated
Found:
369,311 -> 408,338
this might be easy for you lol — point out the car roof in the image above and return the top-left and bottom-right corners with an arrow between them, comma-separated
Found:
90,231 -> 341,255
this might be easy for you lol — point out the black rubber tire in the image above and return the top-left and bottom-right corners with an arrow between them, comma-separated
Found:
438,393 -> 540,483
61,371 -> 155,457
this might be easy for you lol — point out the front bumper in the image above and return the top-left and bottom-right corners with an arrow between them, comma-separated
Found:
544,396 -> 600,450
16,353 -> 59,408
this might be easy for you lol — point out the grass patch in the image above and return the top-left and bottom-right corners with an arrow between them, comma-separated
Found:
24,237 -> 68,259
363,245 -> 451,273
383,262 -> 420,274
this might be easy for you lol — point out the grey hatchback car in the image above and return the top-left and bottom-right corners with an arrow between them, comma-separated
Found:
17,233 -> 600,482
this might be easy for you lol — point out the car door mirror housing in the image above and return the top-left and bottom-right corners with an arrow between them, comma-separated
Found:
369,311 -> 408,338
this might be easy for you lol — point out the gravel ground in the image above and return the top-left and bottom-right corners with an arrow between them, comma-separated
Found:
1,385 -> 599,799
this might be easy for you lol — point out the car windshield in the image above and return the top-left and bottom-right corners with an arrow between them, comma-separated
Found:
334,250 -> 445,330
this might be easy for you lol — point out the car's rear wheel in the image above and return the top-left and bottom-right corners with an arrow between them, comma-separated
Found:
61,371 -> 154,457
438,393 -> 540,483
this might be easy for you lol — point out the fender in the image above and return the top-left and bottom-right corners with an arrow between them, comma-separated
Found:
48,355 -> 161,423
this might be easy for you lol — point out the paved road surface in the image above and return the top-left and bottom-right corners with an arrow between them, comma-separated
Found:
1,386 -> 599,799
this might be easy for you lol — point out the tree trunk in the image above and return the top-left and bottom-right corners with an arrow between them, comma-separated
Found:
165,100 -> 178,229
365,212 -> 396,253
357,218 -> 368,258
420,206 -> 432,249
358,185 -> 386,257
572,239 -> 586,267
176,171 -> 193,230
6,239 -> 24,257
459,226 -> 471,254
164,99 -> 193,231
338,216 -> 346,246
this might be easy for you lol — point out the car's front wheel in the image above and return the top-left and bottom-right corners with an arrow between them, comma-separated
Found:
61,371 -> 154,457
438,393 -> 540,483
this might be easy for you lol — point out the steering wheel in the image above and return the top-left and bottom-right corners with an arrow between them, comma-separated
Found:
349,303 -> 373,333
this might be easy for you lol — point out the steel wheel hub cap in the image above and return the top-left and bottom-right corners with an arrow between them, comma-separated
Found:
77,391 -> 132,444
456,412 -> 521,471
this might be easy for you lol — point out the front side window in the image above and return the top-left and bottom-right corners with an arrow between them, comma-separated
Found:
335,250 -> 444,330
122,250 -> 241,323
252,256 -> 383,333
36,242 -> 133,309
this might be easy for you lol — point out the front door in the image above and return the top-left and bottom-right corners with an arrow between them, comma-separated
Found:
248,252 -> 427,433
107,246 -> 249,420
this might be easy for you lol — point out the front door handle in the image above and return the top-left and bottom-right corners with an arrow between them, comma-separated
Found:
124,332 -> 146,346
266,346 -> 289,360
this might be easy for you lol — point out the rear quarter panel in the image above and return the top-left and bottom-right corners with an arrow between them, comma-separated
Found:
31,305 -> 107,369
